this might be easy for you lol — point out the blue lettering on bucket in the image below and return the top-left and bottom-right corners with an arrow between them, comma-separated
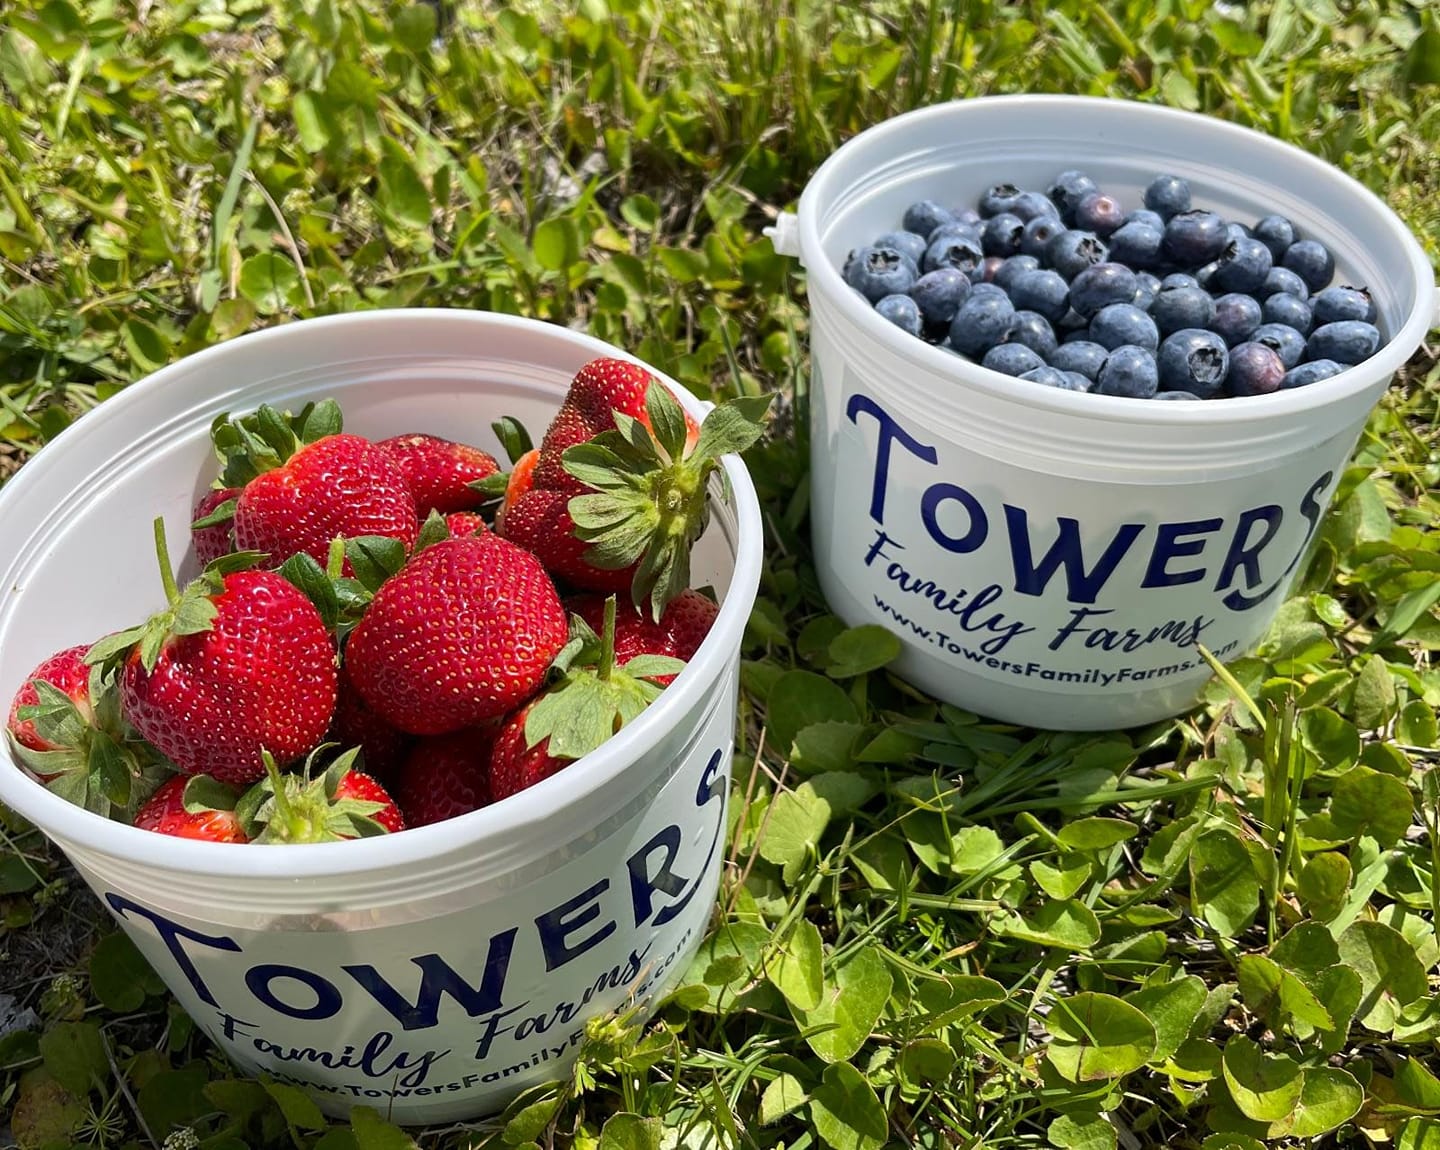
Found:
846,390 -> 1332,611
101,737 -> 730,1094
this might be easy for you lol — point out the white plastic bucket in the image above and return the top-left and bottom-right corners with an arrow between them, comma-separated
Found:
774,95 -> 1437,730
0,311 -> 761,1124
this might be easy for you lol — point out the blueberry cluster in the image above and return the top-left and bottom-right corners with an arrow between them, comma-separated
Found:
842,171 -> 1384,400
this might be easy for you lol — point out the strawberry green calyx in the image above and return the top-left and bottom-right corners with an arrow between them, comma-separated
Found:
563,384 -> 771,620
238,748 -> 390,844
6,666 -> 170,818
211,398 -> 343,489
524,595 -> 686,762
85,518 -> 265,675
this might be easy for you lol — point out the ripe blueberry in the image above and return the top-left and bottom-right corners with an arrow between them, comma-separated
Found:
1310,285 -> 1377,326
1020,365 -> 1085,390
1250,323 -> 1308,369
1210,292 -> 1263,346
979,183 -> 1025,218
875,231 -> 928,268
1260,266 -> 1309,301
1144,174 -> 1192,219
1260,292 -> 1313,336
1162,210 -> 1229,268
1012,190 -> 1061,223
1132,272 -> 1162,311
1069,262 -> 1138,318
924,234 -> 984,276
1046,170 -> 1099,223
1153,283 -> 1216,335
1089,303 -> 1159,352
1157,329 -> 1229,398
1007,310 -> 1058,360
903,200 -> 955,239
1226,341 -> 1286,396
981,213 -> 1025,257
1107,220 -> 1165,269
982,342 -> 1046,377
1305,320 -> 1380,365
1020,215 -> 1065,259
1281,239 -> 1335,293
1048,340 -> 1109,381
1251,214 -> 1297,262
1096,345 -> 1160,398
910,268 -> 973,327
874,294 -> 923,337
949,294 -> 1017,357
1046,230 -> 1109,280
1282,359 -> 1344,389
1211,236 -> 1274,293
993,254 -> 1041,293
1009,268 -> 1071,324
844,245 -> 918,303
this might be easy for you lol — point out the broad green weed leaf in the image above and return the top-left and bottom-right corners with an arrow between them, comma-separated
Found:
766,670 -> 860,750
825,624 -> 901,678
1125,976 -> 1206,1062
1337,920 -> 1428,1030
760,1073 -> 807,1124
757,784 -> 830,875
1351,655 -> 1398,729
795,944 -> 892,1063
1222,1036 -> 1302,1122
1031,855 -> 1092,900
791,722 -> 864,774
1235,955 -> 1333,1033
1269,1067 -> 1363,1138
1398,1119 -> 1440,1150
681,923 -> 769,1012
810,1061 -> 887,1150
597,1113 -> 661,1150
899,1038 -> 955,1085
238,251 -> 300,315
993,899 -> 1101,949
350,1106 -> 416,1150
1046,992 -> 1156,1082
1296,852 -> 1351,921
950,825 -> 1006,874
806,770 -> 877,815
1057,817 -> 1137,851
534,217 -> 580,272
1329,767 -> 1413,846
913,975 -> 1007,1031
769,920 -> 823,1011
264,1081 -> 326,1130
38,1021 -> 107,1096
1048,1114 -> 1118,1150
1190,827 -> 1260,935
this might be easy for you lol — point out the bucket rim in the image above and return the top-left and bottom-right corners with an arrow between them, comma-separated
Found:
796,94 -> 1437,425
0,309 -> 764,878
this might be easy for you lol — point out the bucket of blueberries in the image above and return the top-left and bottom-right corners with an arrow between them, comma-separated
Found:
768,95 -> 1436,730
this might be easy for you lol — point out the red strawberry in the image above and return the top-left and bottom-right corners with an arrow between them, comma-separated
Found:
191,487 -> 241,567
493,448 -> 538,535
91,520 -> 339,786
330,662 -> 413,784
378,434 -> 499,517
489,596 -> 685,801
529,359 -> 694,495
395,729 -> 493,827
498,358 -> 770,618
6,642 -> 167,815
238,748 -> 403,842
7,645 -> 92,753
211,400 -> 418,571
134,775 -> 249,843
567,589 -> 717,686
234,434 -> 418,570
344,533 -> 567,736
443,511 -> 487,538
489,702 -> 561,801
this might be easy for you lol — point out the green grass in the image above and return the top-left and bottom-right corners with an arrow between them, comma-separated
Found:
3,0 -> 1440,1147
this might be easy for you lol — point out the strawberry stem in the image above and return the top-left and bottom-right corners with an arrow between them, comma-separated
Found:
153,517 -> 181,605
599,595 -> 617,682
326,536 -> 345,580
261,750 -> 297,829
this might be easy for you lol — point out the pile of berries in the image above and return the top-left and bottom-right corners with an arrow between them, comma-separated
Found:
843,170 -> 1384,400
6,359 -> 768,844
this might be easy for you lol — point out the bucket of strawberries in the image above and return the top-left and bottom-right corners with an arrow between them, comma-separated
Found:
0,310 -> 767,1124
